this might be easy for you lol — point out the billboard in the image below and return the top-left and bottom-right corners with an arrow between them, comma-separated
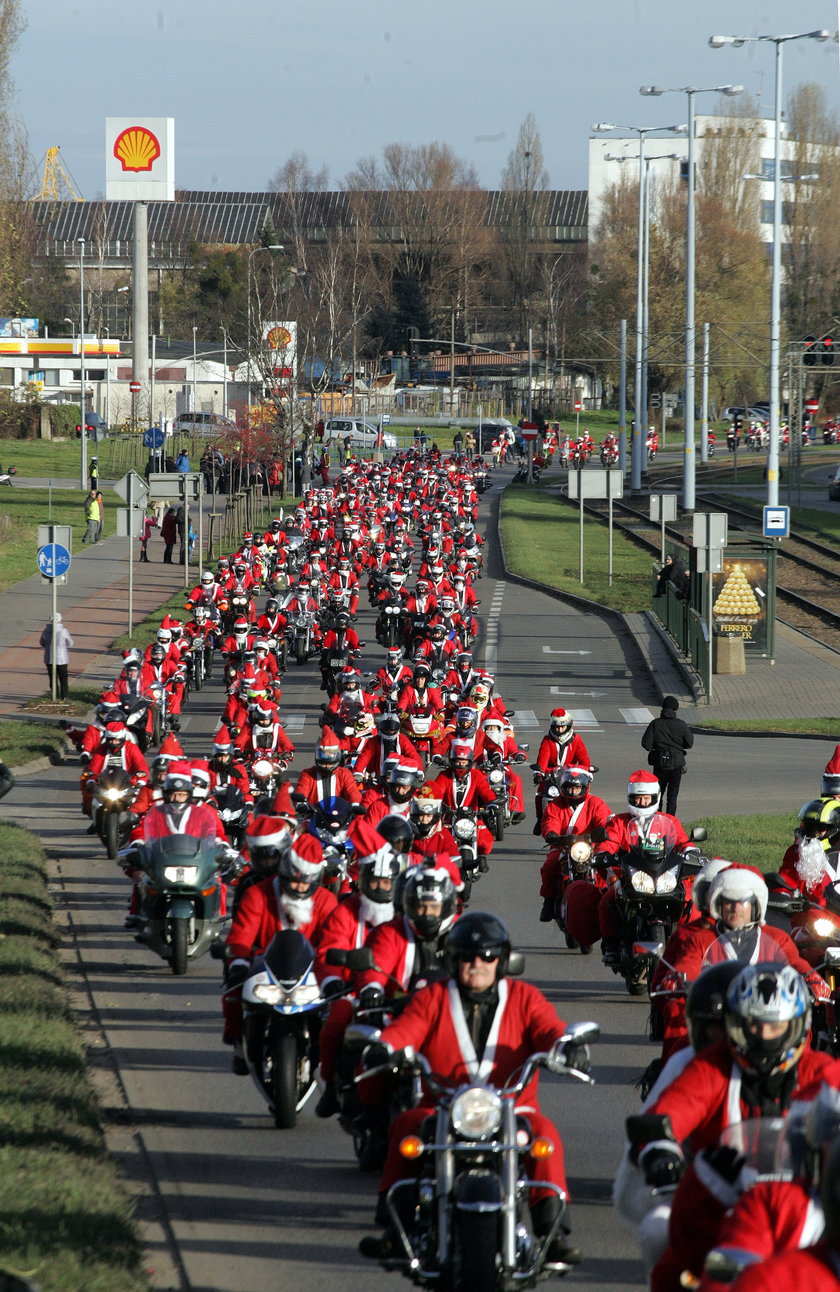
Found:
711,554 -> 769,651
105,118 -> 174,201
0,318 -> 38,338
263,320 -> 297,378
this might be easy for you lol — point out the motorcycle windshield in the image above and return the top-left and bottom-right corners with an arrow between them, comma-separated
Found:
716,1116 -> 795,1181
623,836 -> 682,878
702,929 -> 788,968
263,929 -> 315,987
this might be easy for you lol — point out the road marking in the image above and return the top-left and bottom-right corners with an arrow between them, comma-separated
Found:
283,712 -> 306,732
512,709 -> 540,728
483,580 -> 504,674
542,646 -> 592,656
566,708 -> 601,731
552,689 -> 606,698
620,707 -> 656,725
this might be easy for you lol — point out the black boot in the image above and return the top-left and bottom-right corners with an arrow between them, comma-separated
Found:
601,937 -> 620,969
539,897 -> 556,923
531,1196 -> 582,1268
359,1190 -> 413,1261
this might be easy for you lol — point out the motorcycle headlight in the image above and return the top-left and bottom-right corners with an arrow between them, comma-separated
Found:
163,865 -> 199,884
569,841 -> 592,864
454,818 -> 476,841
655,867 -> 679,895
488,769 -> 504,785
630,870 -> 655,895
814,917 -> 837,939
386,606 -> 398,616
451,1087 -> 502,1140
104,787 -> 125,801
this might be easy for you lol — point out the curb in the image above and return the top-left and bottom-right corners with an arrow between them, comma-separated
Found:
690,726 -> 835,741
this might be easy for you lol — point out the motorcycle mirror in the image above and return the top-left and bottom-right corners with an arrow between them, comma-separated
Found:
689,826 -> 707,843
507,950 -> 525,977
343,946 -> 376,972
826,947 -> 840,964
324,947 -> 349,967
626,1112 -> 675,1148
633,940 -> 664,960
563,1020 -> 600,1048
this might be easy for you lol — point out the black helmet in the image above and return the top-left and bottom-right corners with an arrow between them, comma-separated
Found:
335,610 -> 351,630
799,798 -> 840,840
445,911 -> 512,978
377,813 -> 416,859
403,864 -> 456,940
685,962 -> 743,1051
413,660 -> 432,681
312,795 -> 354,839
378,712 -> 401,739
265,598 -> 279,614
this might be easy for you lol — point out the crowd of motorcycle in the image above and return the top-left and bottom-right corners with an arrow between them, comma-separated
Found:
63,440 -> 840,1290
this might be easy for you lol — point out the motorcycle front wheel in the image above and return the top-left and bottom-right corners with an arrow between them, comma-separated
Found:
105,811 -> 119,861
295,639 -> 307,665
453,1210 -> 499,1291
271,1032 -> 299,1129
169,916 -> 189,975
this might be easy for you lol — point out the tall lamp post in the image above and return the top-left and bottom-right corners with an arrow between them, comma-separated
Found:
640,84 -> 743,510
78,238 -> 87,489
246,244 -> 284,421
191,325 -> 197,413
593,122 -> 686,491
710,29 -> 832,507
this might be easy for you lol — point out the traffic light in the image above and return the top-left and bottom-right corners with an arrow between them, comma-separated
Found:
804,335 -> 818,366
821,335 -> 835,366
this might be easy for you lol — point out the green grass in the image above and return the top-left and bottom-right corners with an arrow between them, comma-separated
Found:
0,822 -> 150,1291
693,813 -> 794,875
0,486 -> 117,593
111,587 -> 196,652
499,482 -> 653,610
695,717 -> 840,735
21,687 -> 103,720
0,719 -> 69,766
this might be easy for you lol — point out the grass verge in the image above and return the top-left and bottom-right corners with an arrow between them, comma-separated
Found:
695,717 -> 839,735
499,481 -> 653,611
0,822 -> 149,1291
0,718 -> 69,765
693,813 -> 794,875
21,687 -> 103,720
0,486 -> 117,594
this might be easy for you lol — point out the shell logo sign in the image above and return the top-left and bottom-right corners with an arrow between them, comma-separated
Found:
105,118 -> 174,201
113,125 -> 161,173
266,326 -> 292,350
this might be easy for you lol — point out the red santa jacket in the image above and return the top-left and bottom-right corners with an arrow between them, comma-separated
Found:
379,977 -> 566,1111
432,767 -> 496,811
535,733 -> 591,775
358,916 -> 442,996
226,877 -> 337,961
599,810 -> 689,858
314,892 -> 383,987
353,734 -> 423,780
141,800 -> 220,841
728,1242 -> 840,1291
87,742 -> 149,783
234,721 -> 295,761
648,1039 -> 840,1155
541,793 -> 612,843
294,765 -> 362,806
701,1179 -> 824,1292
779,840 -> 840,904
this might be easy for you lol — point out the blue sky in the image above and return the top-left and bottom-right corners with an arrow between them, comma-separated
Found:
16,0 -> 840,198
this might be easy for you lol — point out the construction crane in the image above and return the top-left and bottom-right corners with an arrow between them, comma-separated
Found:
38,147 -> 83,201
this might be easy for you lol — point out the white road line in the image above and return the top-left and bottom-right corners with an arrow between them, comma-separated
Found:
483,580 -> 504,674
619,707 -> 656,725
283,712 -> 306,732
542,646 -> 592,656
512,709 -> 540,728
566,708 -> 601,731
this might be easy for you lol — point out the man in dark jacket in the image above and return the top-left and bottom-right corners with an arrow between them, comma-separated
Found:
654,552 -> 688,599
641,695 -> 693,814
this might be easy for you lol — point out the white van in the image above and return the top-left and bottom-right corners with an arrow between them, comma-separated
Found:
173,412 -> 236,436
322,417 -> 398,452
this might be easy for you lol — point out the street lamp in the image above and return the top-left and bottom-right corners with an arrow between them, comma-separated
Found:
594,122 -> 687,490
640,85 -> 743,507
63,317 -> 75,338
246,244 -> 284,420
710,29 -> 832,506
192,325 -> 198,413
78,237 -> 87,489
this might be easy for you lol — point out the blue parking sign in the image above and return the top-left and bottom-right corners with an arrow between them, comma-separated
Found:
37,543 -> 71,579
762,506 -> 789,538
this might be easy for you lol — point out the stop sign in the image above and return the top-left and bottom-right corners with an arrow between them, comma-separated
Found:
129,380 -> 141,394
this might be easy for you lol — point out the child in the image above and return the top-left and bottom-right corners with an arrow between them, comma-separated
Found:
139,509 -> 158,562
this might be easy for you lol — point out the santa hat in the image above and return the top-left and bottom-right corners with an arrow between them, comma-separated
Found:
350,818 -> 393,866
213,725 -> 232,752
269,782 -> 297,822
190,759 -> 211,798
551,707 -> 570,720
413,783 -> 442,812
627,769 -> 661,797
158,733 -> 184,760
318,728 -> 342,748
245,815 -> 291,853
160,614 -> 175,629
289,831 -> 324,879
168,759 -> 193,780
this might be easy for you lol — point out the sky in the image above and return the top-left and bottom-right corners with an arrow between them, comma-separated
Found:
14,0 -> 840,200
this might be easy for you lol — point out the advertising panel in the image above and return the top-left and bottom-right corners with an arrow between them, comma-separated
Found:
105,118 -> 174,201
711,554 -> 769,651
263,320 -> 297,378
0,318 -> 38,337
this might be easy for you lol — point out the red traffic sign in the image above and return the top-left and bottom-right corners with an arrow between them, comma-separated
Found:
574,400 -> 582,411
129,380 -> 141,394
805,399 -> 820,413
520,420 -> 539,442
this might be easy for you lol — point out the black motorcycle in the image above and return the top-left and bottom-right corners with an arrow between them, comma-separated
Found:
213,782 -> 249,848
91,766 -> 138,860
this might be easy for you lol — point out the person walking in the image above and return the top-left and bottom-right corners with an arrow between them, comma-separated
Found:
452,429 -> 464,456
139,507 -> 158,562
160,506 -> 178,563
464,428 -> 476,460
641,695 -> 694,815
94,490 -> 105,542
39,613 -> 73,701
175,504 -> 186,562
82,489 -> 100,544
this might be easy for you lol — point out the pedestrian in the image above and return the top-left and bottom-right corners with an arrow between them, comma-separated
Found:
39,613 -> 73,701
88,457 -> 99,492
336,437 -> 346,468
95,490 -> 105,542
176,448 -> 190,473
318,446 -> 330,486
175,504 -> 186,561
464,428 -> 476,460
0,758 -> 14,801
161,506 -> 178,563
452,429 -> 464,455
82,489 -> 100,544
654,552 -> 688,600
293,451 -> 304,496
143,453 -> 155,481
640,695 -> 694,816
139,507 -> 158,562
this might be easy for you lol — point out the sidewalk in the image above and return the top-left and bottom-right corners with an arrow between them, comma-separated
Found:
0,535 -> 190,715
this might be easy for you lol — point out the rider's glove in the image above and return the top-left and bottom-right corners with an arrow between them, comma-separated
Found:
701,1144 -> 747,1189
806,971 -> 833,1004
359,985 -> 385,1013
321,978 -> 344,1000
362,1042 -> 391,1071
559,1040 -> 591,1076
638,1144 -> 684,1189
225,960 -> 251,990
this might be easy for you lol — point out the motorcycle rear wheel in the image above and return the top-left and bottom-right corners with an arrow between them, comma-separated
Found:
295,639 -> 307,665
453,1210 -> 499,1292
271,1032 -> 299,1129
105,811 -> 120,861
169,916 -> 189,975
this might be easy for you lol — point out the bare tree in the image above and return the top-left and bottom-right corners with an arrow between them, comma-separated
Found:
499,114 -> 550,341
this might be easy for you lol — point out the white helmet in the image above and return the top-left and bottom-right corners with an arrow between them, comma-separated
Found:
708,867 -> 768,926
692,858 -> 732,913
626,769 -> 661,820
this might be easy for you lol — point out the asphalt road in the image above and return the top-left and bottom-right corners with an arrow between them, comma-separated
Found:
0,472 -> 828,1292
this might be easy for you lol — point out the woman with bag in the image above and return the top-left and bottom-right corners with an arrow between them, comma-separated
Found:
640,696 -> 693,815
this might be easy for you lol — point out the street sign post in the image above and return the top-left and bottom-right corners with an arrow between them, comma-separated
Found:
114,471 -> 149,504
650,493 -> 678,562
567,468 -> 623,584
763,505 -> 790,539
690,512 -> 729,705
36,524 -> 72,700
37,543 -> 71,579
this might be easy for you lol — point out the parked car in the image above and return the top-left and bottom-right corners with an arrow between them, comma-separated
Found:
173,412 -> 236,436
829,466 -> 840,502
321,417 -> 398,452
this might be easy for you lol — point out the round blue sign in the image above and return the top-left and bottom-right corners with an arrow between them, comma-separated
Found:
143,427 -> 165,449
37,543 -> 71,579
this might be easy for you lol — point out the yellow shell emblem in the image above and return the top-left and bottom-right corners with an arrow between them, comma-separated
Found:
267,326 -> 292,350
113,126 -> 161,173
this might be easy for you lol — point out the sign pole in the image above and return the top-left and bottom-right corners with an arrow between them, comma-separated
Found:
579,467 -> 584,585
49,524 -> 58,701
607,470 -> 614,587
707,537 -> 714,707
127,472 -> 135,637
197,476 -> 203,574
182,477 -> 189,586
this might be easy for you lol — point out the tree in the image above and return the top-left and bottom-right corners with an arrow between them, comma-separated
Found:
499,113 -> 550,341
0,2 -> 36,319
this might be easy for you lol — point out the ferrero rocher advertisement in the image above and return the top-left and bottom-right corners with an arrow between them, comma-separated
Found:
712,556 -> 768,650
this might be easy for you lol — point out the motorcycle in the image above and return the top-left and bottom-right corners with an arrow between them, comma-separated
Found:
132,834 -> 236,975
376,597 -> 406,650
552,834 -> 601,954
446,804 -> 488,903
482,751 -> 510,842
612,825 -> 705,996
355,1019 -> 599,1290
118,694 -> 153,754
213,782 -> 249,848
241,929 -> 329,1128
767,875 -> 840,1054
600,440 -> 618,467
402,706 -> 439,767
91,766 -> 138,860
288,610 -> 316,665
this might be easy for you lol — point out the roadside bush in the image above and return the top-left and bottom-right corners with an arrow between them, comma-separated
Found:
50,404 -> 81,439
0,390 -> 38,439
